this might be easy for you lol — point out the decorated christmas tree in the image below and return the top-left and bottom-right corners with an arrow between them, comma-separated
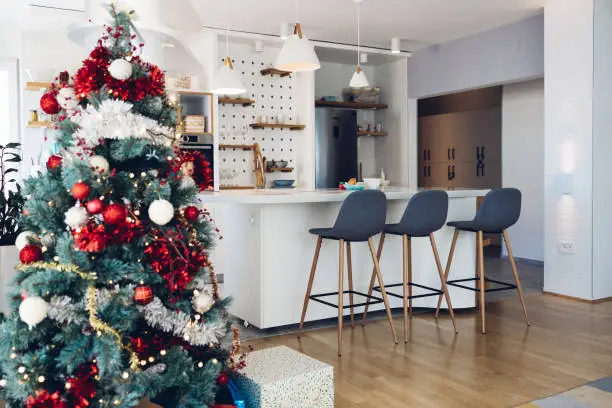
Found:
0,5 -> 242,407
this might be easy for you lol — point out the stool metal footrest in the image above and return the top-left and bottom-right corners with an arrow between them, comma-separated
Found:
446,277 -> 517,293
373,283 -> 444,300
309,290 -> 383,309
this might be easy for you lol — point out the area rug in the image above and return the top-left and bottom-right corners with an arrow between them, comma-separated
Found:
516,377 -> 612,407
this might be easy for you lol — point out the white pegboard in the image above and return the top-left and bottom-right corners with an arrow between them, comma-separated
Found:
217,44 -> 299,188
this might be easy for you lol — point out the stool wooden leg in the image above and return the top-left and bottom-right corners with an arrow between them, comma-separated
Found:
402,235 -> 409,342
298,237 -> 323,338
477,231 -> 486,334
430,233 -> 458,334
362,233 -> 386,324
407,236 -> 413,317
368,238 -> 398,344
337,239 -> 345,356
346,242 -> 355,328
503,230 -> 530,326
436,229 -> 459,318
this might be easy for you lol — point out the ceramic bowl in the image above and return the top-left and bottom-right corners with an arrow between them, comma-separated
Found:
274,179 -> 295,187
363,178 -> 381,189
276,160 -> 288,168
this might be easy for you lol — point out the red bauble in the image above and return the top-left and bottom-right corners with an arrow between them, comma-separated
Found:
46,155 -> 62,170
103,203 -> 127,225
20,245 -> 42,264
72,182 -> 91,201
217,373 -> 229,386
40,92 -> 60,115
86,198 -> 104,214
26,390 -> 67,408
134,285 -> 153,305
183,206 -> 200,222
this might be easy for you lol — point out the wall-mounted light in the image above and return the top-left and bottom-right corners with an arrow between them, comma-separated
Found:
391,37 -> 400,54
360,52 -> 368,64
254,40 -> 264,52
280,23 -> 290,40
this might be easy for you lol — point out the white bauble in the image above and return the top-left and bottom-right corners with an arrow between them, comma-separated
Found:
148,199 -> 174,226
89,155 -> 109,173
16,231 -> 38,250
109,59 -> 133,80
65,206 -> 89,229
192,289 -> 214,314
179,176 -> 196,190
19,296 -> 49,330
57,87 -> 78,110
30,165 -> 44,177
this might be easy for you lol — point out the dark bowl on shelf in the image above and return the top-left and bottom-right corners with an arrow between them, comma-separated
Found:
276,160 -> 288,168
274,179 -> 295,187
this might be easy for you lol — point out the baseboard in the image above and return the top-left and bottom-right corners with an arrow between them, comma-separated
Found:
500,254 -> 544,267
543,291 -> 612,304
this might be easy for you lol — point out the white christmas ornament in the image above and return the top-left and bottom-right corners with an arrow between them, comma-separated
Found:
19,296 -> 49,330
30,165 -> 44,177
179,176 -> 196,190
89,155 -> 109,173
109,58 -> 133,80
16,231 -> 38,250
148,199 -> 174,225
192,289 -> 215,314
65,206 -> 89,229
57,87 -> 78,110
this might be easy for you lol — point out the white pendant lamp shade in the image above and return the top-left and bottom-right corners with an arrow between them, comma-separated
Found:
211,58 -> 246,95
349,66 -> 369,88
275,23 -> 320,72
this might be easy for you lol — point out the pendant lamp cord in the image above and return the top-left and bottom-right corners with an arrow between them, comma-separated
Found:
357,1 -> 361,66
295,0 -> 299,23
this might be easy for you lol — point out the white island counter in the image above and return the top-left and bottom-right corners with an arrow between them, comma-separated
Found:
199,187 -> 488,329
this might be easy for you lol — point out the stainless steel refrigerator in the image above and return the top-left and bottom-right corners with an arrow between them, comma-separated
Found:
315,108 -> 358,188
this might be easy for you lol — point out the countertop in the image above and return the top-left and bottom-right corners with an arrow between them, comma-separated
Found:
197,187 -> 490,204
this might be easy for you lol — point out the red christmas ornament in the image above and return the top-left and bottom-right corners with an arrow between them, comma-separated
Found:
73,223 -> 107,253
217,373 -> 230,386
46,155 -> 62,170
26,390 -> 67,408
134,285 -> 153,305
183,206 -> 200,222
103,203 -> 127,225
72,182 -> 91,201
86,198 -> 104,214
20,245 -> 42,264
40,92 -> 60,115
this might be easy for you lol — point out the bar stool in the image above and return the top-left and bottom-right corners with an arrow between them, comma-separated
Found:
362,190 -> 458,341
435,188 -> 530,334
297,190 -> 398,356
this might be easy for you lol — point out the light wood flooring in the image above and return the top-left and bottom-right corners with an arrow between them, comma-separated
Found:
245,293 -> 612,407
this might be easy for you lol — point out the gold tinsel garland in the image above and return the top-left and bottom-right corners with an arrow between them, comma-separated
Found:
86,286 -> 141,370
16,261 -> 98,281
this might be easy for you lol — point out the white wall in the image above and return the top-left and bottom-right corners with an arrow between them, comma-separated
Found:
502,79 -> 544,262
315,61 -> 375,101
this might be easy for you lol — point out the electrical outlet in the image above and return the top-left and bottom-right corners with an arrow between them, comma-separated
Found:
559,240 -> 575,254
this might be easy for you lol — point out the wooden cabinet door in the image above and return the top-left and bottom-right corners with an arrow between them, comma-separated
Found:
451,161 -> 477,189
428,162 -> 452,189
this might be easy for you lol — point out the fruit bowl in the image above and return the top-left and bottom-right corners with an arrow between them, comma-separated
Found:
341,183 -> 365,191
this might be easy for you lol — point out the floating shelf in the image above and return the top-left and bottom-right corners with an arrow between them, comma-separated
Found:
260,68 -> 292,78
218,97 -> 255,106
24,82 -> 49,91
181,131 -> 213,136
266,167 -> 294,173
358,131 -> 388,137
220,185 -> 256,190
219,144 -> 255,150
26,121 -> 52,128
250,123 -> 305,130
315,100 -> 388,110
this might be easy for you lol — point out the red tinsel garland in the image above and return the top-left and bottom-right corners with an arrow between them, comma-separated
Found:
65,363 -> 98,408
171,150 -> 214,192
144,230 -> 208,293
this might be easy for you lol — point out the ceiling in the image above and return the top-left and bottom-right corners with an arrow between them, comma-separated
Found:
18,0 -> 545,52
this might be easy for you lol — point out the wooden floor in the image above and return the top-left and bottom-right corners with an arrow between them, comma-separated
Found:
245,293 -> 612,408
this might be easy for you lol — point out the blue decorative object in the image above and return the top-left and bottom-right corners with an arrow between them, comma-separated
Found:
228,379 -> 246,408
274,180 -> 294,187
342,183 -> 365,191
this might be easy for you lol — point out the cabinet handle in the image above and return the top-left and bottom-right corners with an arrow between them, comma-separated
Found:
423,166 -> 427,177
427,149 -> 431,161
428,166 -> 431,177
447,148 -> 451,160
452,148 -> 455,160
423,149 -> 427,161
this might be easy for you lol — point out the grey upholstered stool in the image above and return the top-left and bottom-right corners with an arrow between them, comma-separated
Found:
298,190 -> 398,356
362,190 -> 457,341
435,188 -> 530,334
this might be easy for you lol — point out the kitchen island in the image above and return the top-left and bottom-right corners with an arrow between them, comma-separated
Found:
199,187 -> 488,329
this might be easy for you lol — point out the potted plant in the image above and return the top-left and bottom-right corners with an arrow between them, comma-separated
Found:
0,143 -> 24,316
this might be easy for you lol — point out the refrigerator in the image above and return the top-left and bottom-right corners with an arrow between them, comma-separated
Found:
315,108 -> 358,188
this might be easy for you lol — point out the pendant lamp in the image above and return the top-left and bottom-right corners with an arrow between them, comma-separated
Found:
275,1 -> 320,72
211,21 -> 246,95
349,0 -> 369,88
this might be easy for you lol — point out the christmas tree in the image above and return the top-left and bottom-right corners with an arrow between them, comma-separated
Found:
0,5 -> 243,407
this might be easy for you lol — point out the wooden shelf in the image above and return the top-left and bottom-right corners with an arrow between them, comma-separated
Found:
25,81 -> 49,91
219,144 -> 255,150
250,123 -> 305,130
219,97 -> 255,106
177,90 -> 213,96
260,68 -> 292,78
358,131 -> 388,137
220,186 -> 256,190
26,121 -> 52,128
266,167 -> 294,173
181,131 -> 213,136
315,100 -> 388,110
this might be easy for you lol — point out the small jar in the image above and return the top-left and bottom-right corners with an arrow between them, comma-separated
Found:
30,110 -> 39,122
